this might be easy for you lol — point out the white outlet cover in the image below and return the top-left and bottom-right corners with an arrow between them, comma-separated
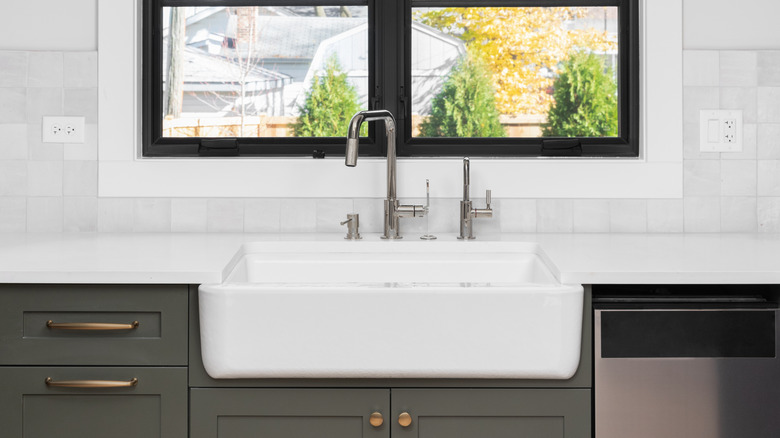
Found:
699,110 -> 742,153
42,116 -> 86,144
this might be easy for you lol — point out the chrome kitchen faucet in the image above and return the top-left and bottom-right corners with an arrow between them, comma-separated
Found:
458,157 -> 492,240
345,110 -> 425,239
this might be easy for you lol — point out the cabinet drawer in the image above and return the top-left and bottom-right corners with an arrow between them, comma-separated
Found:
0,284 -> 188,365
0,366 -> 187,438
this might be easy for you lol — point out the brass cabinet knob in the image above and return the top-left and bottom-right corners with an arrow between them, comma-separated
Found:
369,412 -> 384,427
398,412 -> 412,427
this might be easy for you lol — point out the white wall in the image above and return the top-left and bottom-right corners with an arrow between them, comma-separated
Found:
0,0 -> 97,51
684,0 -> 780,49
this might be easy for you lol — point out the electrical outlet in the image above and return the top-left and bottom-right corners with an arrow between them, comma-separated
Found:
699,110 -> 742,152
42,116 -> 85,144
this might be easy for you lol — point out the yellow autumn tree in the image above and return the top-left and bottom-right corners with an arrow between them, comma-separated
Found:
416,7 -> 616,116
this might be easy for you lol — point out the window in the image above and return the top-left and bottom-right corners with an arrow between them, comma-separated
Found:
143,0 -> 639,158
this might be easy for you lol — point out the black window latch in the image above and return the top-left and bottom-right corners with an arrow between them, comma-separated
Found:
541,139 -> 583,157
199,139 -> 239,157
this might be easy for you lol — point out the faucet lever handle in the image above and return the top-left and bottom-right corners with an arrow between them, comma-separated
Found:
485,190 -> 492,209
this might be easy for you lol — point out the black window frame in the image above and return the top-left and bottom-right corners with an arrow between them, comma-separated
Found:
143,0 -> 639,158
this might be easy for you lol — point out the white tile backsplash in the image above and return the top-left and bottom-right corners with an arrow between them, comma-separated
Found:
0,52 -> 27,87
0,124 -> 28,160
26,197 -> 63,232
647,199 -> 685,233
27,52 -> 63,88
171,198 -> 208,232
719,51 -> 758,87
757,87 -> 780,123
2,49 -> 780,234
720,160 -> 757,196
573,200 -> 610,233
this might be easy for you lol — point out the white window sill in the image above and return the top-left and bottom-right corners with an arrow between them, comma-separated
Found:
98,0 -> 682,199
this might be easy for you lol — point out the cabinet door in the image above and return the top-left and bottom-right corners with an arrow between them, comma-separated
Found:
0,367 -> 187,438
191,388 -> 390,438
392,389 -> 591,438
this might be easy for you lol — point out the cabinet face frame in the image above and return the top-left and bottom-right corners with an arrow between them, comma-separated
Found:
0,367 -> 188,438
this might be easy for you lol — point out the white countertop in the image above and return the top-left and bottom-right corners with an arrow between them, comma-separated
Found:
0,233 -> 778,285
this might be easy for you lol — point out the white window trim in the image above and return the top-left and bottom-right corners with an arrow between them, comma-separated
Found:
98,0 -> 682,199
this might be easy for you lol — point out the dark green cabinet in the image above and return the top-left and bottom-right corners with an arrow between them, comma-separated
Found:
392,389 -> 591,438
190,388 -> 590,438
0,367 -> 188,438
190,389 -> 390,438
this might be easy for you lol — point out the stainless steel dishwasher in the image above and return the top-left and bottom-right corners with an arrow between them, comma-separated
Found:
594,287 -> 779,438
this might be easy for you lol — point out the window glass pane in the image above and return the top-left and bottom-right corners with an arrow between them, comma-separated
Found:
162,6 -> 368,138
412,7 -> 618,138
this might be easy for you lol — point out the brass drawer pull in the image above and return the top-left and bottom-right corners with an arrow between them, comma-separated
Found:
46,320 -> 140,331
45,377 -> 139,388
398,412 -> 412,427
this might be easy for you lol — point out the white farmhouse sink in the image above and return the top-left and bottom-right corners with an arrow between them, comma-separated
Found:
199,241 -> 583,379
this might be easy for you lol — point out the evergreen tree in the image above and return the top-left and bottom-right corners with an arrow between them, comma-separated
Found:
543,52 -> 618,137
419,55 -> 505,138
293,55 -> 364,137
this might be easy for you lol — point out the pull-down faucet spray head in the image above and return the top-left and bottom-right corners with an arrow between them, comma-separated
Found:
345,112 -> 366,167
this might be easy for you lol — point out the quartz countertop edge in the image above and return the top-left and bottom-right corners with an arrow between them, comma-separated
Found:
0,233 -> 778,285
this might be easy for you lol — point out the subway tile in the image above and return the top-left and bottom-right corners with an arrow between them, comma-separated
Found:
64,123 -> 97,160
719,87 -> 757,123
244,199 -> 281,233
421,197 -> 460,235
757,124 -> 780,159
647,199 -> 684,233
757,51 -> 780,86
683,50 -> 719,86
757,160 -> 780,196
27,123 -> 62,161
720,196 -> 757,233
353,198 -> 385,234
64,197 -> 97,232
720,160 -> 756,196
684,197 -> 720,232
133,198 -> 171,232
63,88 -> 98,124
757,87 -> 780,123
683,122 -> 719,160
97,198 -> 134,232
207,199 -> 244,232
26,197 -> 63,232
0,124 -> 28,160
537,199 -> 573,233
758,197 -> 780,233
609,200 -> 647,233
26,161 -> 63,197
316,198 -> 354,233
0,88 -> 27,123
683,87 -> 719,124
719,51 -> 757,87
684,160 -> 720,196
171,198 -> 208,232
26,87 -> 62,123
0,197 -> 26,232
500,199 -> 537,233
0,52 -> 27,87
0,161 -> 27,196
64,52 -> 98,88
28,52 -> 63,87
722,123 -> 757,160
572,200 -> 610,233
279,199 -> 316,233
63,161 -> 97,196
